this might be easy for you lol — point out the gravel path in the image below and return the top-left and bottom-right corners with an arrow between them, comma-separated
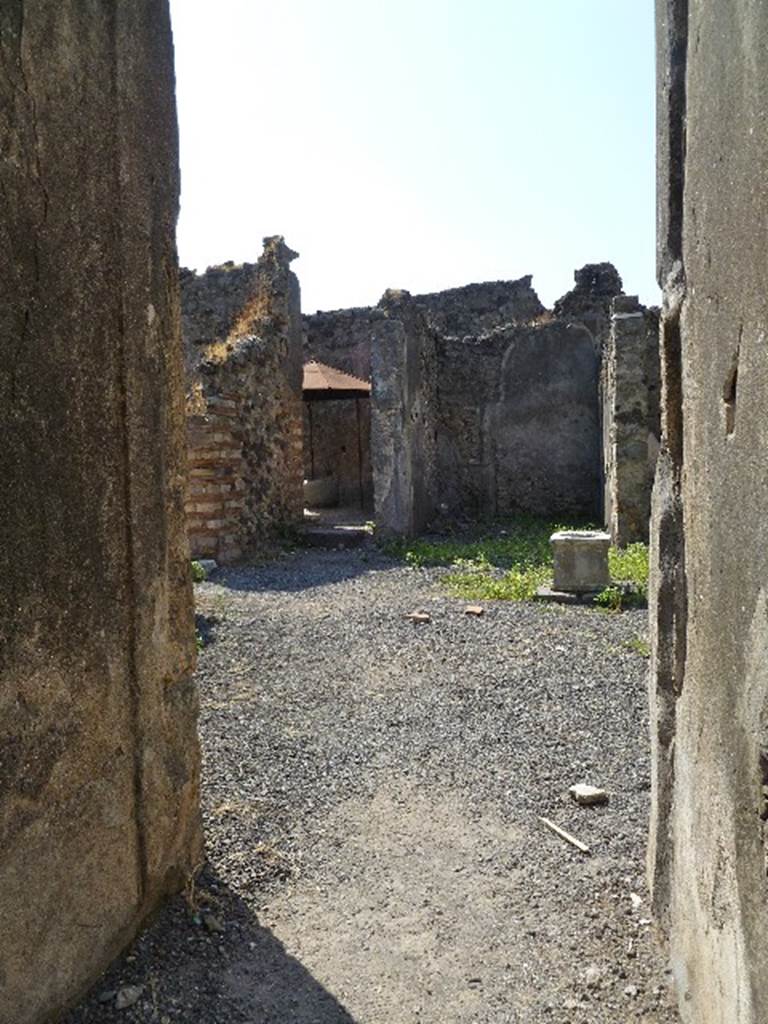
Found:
66,545 -> 679,1023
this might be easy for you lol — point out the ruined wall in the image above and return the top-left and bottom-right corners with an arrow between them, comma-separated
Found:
414,275 -> 546,336
650,2 -> 768,1021
182,238 -> 304,561
554,261 -> 624,352
437,321 -> 601,519
305,268 -> 622,528
0,5 -> 201,1023
371,292 -> 439,535
180,261 -> 258,376
603,296 -> 660,545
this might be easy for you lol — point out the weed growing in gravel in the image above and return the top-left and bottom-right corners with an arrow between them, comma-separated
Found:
191,560 -> 206,583
384,517 -> 650,608
444,555 -> 553,601
625,636 -> 651,657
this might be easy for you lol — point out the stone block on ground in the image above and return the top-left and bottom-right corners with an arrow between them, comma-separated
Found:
551,530 -> 610,593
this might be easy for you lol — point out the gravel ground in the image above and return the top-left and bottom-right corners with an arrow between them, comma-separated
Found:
65,545 -> 679,1024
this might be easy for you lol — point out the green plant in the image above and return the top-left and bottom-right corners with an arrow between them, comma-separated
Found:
191,560 -> 206,583
625,636 -> 650,657
608,542 -> 649,597
596,542 -> 650,610
595,585 -> 624,612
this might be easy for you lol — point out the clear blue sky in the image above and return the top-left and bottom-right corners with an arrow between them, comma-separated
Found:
170,0 -> 658,314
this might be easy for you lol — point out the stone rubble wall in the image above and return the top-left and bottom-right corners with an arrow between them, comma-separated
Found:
651,2 -> 768,1021
603,296 -> 660,545
371,291 -> 439,536
554,261 -> 624,352
0,4 -> 202,1023
181,238 -> 304,561
180,262 -> 258,376
413,275 -> 546,336
303,305 -> 384,381
208,258 -> 653,537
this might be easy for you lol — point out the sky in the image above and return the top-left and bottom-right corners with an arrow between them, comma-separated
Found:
170,0 -> 658,315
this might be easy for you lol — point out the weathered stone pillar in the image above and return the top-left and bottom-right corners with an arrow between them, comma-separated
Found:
371,291 -> 438,536
603,296 -> 660,545
0,5 -> 201,1023
651,2 -> 768,1020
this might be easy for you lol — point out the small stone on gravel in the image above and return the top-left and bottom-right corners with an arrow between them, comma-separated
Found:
569,783 -> 609,805
114,985 -> 143,1010
405,609 -> 431,622
202,912 -> 224,933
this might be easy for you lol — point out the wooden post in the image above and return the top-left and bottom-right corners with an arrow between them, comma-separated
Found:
307,401 -> 315,479
356,398 -> 364,509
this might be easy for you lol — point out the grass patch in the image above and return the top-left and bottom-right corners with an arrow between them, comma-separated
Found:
600,542 -> 649,610
384,515 -> 569,570
384,517 -> 649,608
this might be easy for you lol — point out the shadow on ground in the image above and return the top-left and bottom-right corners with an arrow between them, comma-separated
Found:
206,545 -> 394,596
61,864 -> 358,1024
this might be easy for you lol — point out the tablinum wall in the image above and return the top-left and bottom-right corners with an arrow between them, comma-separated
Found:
437,322 -> 602,520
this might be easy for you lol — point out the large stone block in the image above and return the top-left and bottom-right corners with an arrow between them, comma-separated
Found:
0,4 -> 201,1022
551,530 -> 610,592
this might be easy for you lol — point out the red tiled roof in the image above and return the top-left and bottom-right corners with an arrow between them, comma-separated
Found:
303,360 -> 371,395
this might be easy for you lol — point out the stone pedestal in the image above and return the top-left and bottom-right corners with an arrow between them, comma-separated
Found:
551,530 -> 611,592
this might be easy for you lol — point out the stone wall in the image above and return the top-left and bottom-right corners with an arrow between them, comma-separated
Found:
651,2 -> 768,1020
603,296 -> 660,545
304,305 -> 383,381
180,261 -> 258,376
414,275 -> 546,336
437,321 -> 601,519
304,266 -> 630,530
554,262 -> 624,352
0,5 -> 201,1023
182,238 -> 304,560
371,292 -> 439,536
